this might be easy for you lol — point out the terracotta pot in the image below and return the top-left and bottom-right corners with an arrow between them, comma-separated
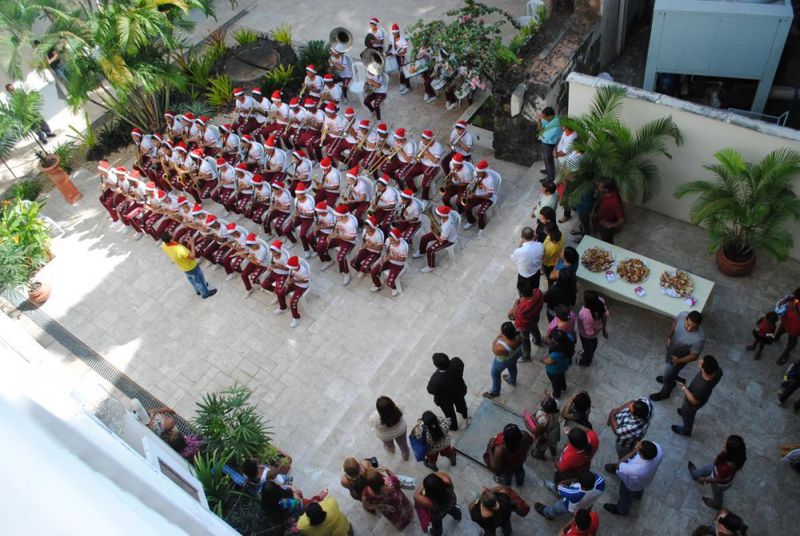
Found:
28,281 -> 51,306
715,248 -> 756,277
41,155 -> 83,205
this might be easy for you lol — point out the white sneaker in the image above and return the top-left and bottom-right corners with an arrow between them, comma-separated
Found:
109,219 -> 122,228
320,260 -> 334,271
400,87 -> 409,96
304,249 -> 314,258
412,252 -> 424,259
424,94 -> 436,103
274,307 -> 286,315
119,225 -> 130,234
420,266 -> 434,273
463,222 -> 473,230
289,318 -> 300,328
133,232 -> 143,240
391,288 -> 400,297
370,286 -> 381,292
225,272 -> 237,281
446,101 -> 457,111
357,272 -> 365,279
286,242 -> 296,251
270,296 -> 279,305
478,229 -> 484,238
342,273 -> 351,286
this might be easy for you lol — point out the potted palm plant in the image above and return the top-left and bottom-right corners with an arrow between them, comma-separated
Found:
675,148 -> 800,276
0,197 -> 53,304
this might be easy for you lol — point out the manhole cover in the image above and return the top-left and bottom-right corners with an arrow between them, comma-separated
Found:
224,42 -> 280,82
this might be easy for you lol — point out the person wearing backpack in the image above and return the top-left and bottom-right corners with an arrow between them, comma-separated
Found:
540,329 -> 575,398
778,360 -> 800,411
484,423 -> 534,486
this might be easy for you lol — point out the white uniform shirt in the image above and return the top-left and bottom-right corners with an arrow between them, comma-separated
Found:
223,132 -> 241,154
449,128 -> 474,157
376,186 -> 398,209
272,190 -> 292,212
289,107 -> 311,127
203,125 -> 222,149
323,115 -> 346,138
421,141 -> 444,168
365,131 -> 386,151
251,242 -> 269,265
367,72 -> 388,94
335,215 -> 358,243
254,97 -> 272,123
353,178 -> 371,201
304,74 -> 324,98
332,54 -> 352,78
265,148 -> 286,171
140,135 -> 156,156
322,83 -> 342,104
317,210 -> 335,234
289,262 -> 310,288
213,221 -> 230,240
474,171 -> 497,202
369,27 -> 385,47
182,154 -> 196,170
198,156 -> 218,179
235,95 -> 256,117
362,228 -> 385,252
556,130 -> 578,164
398,139 -> 417,163
254,183 -> 271,203
294,158 -> 312,181
188,123 -> 202,141
386,238 -> 408,265
271,249 -> 290,274
236,171 -> 254,194
439,216 -> 458,243
295,195 -> 315,218
387,35 -> 408,57
452,162 -> 476,185
219,165 -> 237,189
310,109 -> 326,129
172,120 -> 186,138
274,102 -> 291,124
399,198 -> 422,222
247,142 -> 265,164
322,168 -> 341,192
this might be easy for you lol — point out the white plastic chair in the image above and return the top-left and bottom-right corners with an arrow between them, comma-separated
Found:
296,258 -> 313,310
394,265 -> 407,294
349,61 -> 367,96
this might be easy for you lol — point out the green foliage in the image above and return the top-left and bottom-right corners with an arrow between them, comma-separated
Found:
204,27 -> 229,63
2,178 -> 42,202
206,74 -> 234,108
494,44 -> 520,70
86,118 -> 130,161
298,40 -> 329,75
193,384 -> 272,465
675,148 -> 800,262
262,64 -> 295,94
0,88 -> 44,146
192,449 -> 232,516
67,111 -> 98,154
0,197 -> 51,289
0,0 -> 43,79
181,99 -> 214,118
509,7 -> 547,54
232,27 -> 259,46
562,85 -> 683,206
52,141 -> 77,173
179,51 -> 216,94
270,24 -> 293,46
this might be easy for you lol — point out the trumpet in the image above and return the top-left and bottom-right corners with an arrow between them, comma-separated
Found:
365,193 -> 380,217
319,123 -> 330,147
298,80 -> 309,100
328,115 -> 357,156
345,126 -> 372,167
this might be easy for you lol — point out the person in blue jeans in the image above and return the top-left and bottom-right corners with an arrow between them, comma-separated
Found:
540,329 -> 574,398
160,232 -> 217,299
482,322 -> 522,399
534,470 -> 604,520
603,440 -> 663,516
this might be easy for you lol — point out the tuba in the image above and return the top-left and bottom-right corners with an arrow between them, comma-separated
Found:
360,49 -> 385,96
329,27 -> 353,54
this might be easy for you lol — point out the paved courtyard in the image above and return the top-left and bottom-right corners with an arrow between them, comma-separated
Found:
4,1 -> 799,534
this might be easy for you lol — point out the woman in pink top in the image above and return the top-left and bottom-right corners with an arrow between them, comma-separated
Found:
546,306 -> 577,343
577,290 -> 608,366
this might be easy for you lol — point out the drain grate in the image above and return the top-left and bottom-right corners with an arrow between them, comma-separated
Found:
2,288 -> 196,436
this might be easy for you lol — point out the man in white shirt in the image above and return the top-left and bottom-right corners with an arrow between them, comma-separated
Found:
603,440 -> 663,516
330,204 -> 359,285
442,120 -> 474,172
233,87 -> 258,134
313,201 -> 337,267
366,17 -> 385,52
319,73 -> 342,108
315,157 -> 341,206
248,174 -> 271,224
259,239 -> 291,294
350,216 -> 384,274
463,160 -> 497,234
382,127 -> 416,182
401,130 -> 442,200
275,255 -> 310,328
195,151 -> 219,199
213,158 -> 238,211
343,166 -> 371,223
370,227 -> 408,296
262,135 -> 287,183
329,47 -> 353,99
241,232 -> 270,297
415,205 -> 457,272
265,181 -> 292,239
442,152 -> 475,209
301,64 -> 324,101
363,67 -> 388,120
373,175 -> 399,231
260,90 -> 291,139
394,189 -> 423,249
511,227 -> 543,291
219,124 -> 241,163
386,23 -> 410,94
285,183 -> 316,256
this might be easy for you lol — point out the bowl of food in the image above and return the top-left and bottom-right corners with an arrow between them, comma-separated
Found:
581,247 -> 614,273
660,269 -> 694,298
616,258 -> 650,284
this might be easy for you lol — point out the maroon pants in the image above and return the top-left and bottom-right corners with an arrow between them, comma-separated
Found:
199,179 -> 217,199
315,232 -> 332,262
464,198 -> 493,229
419,232 -> 452,268
396,220 -> 421,249
121,203 -> 144,233
260,271 -> 287,292
100,190 -> 119,221
314,190 -> 339,207
442,185 -> 466,210
331,238 -> 355,273
235,117 -> 260,135
265,210 -> 290,236
143,212 -> 164,239
200,238 -> 222,260
349,201 -> 369,223
263,171 -> 285,185
426,446 -> 456,466
259,123 -> 288,141
361,150 -> 381,174
350,249 -> 380,273
329,139 -> 354,165
381,156 -> 406,178
249,202 -> 270,224
276,283 -> 307,319
342,148 -> 365,168
210,245 -> 233,265
224,253 -> 246,274
213,187 -> 238,210
233,193 -> 254,215
284,216 -> 314,251
373,207 -> 395,232
364,93 -> 386,120
370,261 -> 404,289
155,217 -> 181,239
241,263 -> 268,291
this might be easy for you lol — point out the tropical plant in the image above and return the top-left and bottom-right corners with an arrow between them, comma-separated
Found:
50,141 -> 77,173
178,50 -> 216,94
87,118 -> 131,160
232,27 -> 259,46
562,85 -> 683,205
192,449 -> 232,516
0,0 -> 50,79
181,98 -> 214,118
67,111 -> 98,155
262,64 -> 294,94
675,148 -> 800,262
0,197 -> 51,290
2,178 -> 43,201
193,384 -> 272,465
0,88 -> 46,150
298,40 -> 329,75
509,5 -> 547,54
206,74 -> 234,108
270,23 -> 293,46
204,27 -> 229,63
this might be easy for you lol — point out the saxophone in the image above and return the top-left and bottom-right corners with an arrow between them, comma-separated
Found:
425,205 -> 442,236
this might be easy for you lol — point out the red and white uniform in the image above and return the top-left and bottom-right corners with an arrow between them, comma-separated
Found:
202,125 -> 222,151
261,244 -> 291,292
330,213 -> 358,274
249,181 -> 272,224
197,155 -> 219,199
395,195 -> 423,247
303,74 -> 324,99
315,165 -> 341,206
265,186 -> 292,236
370,234 -> 408,291
276,259 -> 310,319
464,167 -> 498,230
442,126 -> 474,171
350,226 -> 384,273
241,238 -> 270,291
373,183 -> 398,229
285,193 -> 316,252
418,209 -> 458,269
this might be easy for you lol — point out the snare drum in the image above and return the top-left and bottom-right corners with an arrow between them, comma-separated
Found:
402,59 -> 429,79
431,77 -> 448,91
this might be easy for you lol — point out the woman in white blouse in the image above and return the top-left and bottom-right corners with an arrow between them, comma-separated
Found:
369,396 -> 410,461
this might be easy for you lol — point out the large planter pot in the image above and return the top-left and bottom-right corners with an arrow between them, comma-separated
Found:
715,248 -> 756,277
28,280 -> 51,306
41,155 -> 83,205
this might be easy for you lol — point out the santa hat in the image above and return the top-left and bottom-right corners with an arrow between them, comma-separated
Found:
451,152 -> 464,165
358,119 -> 370,129
271,181 -> 285,190
292,150 -> 305,160
233,87 -> 245,97
347,167 -> 359,179
205,214 -> 217,225
175,141 -> 187,151
315,201 -> 328,212
194,116 -> 206,126
335,204 -> 350,215
305,64 -> 316,74
377,174 -> 390,186
400,188 -> 414,199
226,222 -> 237,231
164,140 -> 174,148
190,148 -> 204,159
182,112 -> 195,121
344,107 -> 355,117
320,157 -> 332,169
246,232 -> 258,245
155,189 -> 166,200
394,128 -> 406,139
269,239 -> 283,252
376,123 -> 388,134
241,134 -> 253,144
220,123 -> 232,132
216,156 -> 227,166
323,73 -> 334,82
251,87 -> 262,96
145,181 -> 156,190
190,203 -> 203,214
390,227 -> 402,239
421,130 -> 434,140
289,97 -> 300,108
113,166 -> 127,175
391,23 -> 400,32
176,196 -> 188,205
287,256 -> 300,268
295,183 -> 308,193
303,97 -> 316,108
271,90 -> 282,102
265,136 -> 277,148
435,205 -> 452,217
163,110 -> 175,118
251,174 -> 264,185
235,162 -> 249,171
365,216 -> 378,228
369,17 -> 380,25
476,160 -> 489,170
455,119 -> 467,129
152,133 -> 163,142
130,128 -> 142,137
325,102 -> 337,113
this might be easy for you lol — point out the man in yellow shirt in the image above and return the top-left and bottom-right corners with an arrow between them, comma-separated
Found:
160,232 -> 217,299
296,496 -> 352,536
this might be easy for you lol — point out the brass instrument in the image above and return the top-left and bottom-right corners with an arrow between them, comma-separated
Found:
345,126 -> 373,167
361,48 -> 385,97
366,135 -> 407,175
318,123 -> 330,147
438,169 -> 457,195
328,115 -> 357,156
449,127 -> 468,153
329,27 -> 353,54
365,191 -> 380,217
298,80 -> 309,100
282,114 -> 296,137
459,176 -> 479,207
425,205 -> 442,236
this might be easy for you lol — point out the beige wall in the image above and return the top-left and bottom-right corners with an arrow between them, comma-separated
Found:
566,72 -> 800,259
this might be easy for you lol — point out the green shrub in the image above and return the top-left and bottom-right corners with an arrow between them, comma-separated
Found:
67,111 -> 98,155
86,119 -> 129,161
262,64 -> 295,94
0,197 -> 51,289
270,24 -> 293,46
52,141 -> 77,173
192,449 -> 232,516
233,28 -> 259,46
181,99 -> 214,118
206,75 -> 234,109
298,40 -> 329,75
3,179 -> 43,202
204,27 -> 229,64
494,44 -> 520,69
180,52 -> 216,93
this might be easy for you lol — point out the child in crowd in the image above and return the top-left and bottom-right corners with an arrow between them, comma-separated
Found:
746,311 -> 778,360
527,394 -> 561,460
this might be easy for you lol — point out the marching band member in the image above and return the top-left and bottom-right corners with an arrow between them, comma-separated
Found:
241,134 -> 265,171
175,113 -> 193,142
329,47 -> 353,100
284,183 -> 316,257
222,224 -> 249,279
373,174 -> 399,231
260,239 -> 291,293
98,162 -> 121,224
187,116 -> 203,146
417,45 -> 438,103
328,110 -> 360,164
398,129 -> 441,197
386,23 -> 411,95
319,73 -> 342,108
295,98 -> 324,159
251,87 -> 272,132
265,181 -> 293,239
197,116 -> 222,155
248,174 -> 271,224
212,158 -> 238,212
119,172 -> 148,239
262,135 -> 287,183
362,122 -> 389,174
163,110 -> 179,139
382,127 -> 415,180
241,232 -> 270,298
342,166 -> 371,222
463,160 -> 497,234
363,65 -> 388,120
340,119 -> 371,167
370,227 -> 408,296
442,119 -> 474,171
207,220 -> 235,268
232,163 -> 255,215
173,202 -> 206,247
301,64 -> 324,102
441,152 -> 475,209
330,204 -> 359,285
219,124 -> 241,163
153,192 -> 190,239
283,97 -> 308,148
130,128 -> 147,164
287,149 -> 313,192
233,87 -> 258,134
259,90 -> 290,139
366,17 -> 385,52
315,157 -> 341,206
196,214 -> 226,262
313,201 -> 337,269
194,149 -> 219,199
415,205 -> 458,273
275,256 -> 309,328
142,188 -> 170,240
321,102 -> 346,157
350,216 -> 384,275
177,146 -> 201,203
394,189 -> 423,248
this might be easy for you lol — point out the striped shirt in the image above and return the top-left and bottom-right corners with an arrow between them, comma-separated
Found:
613,398 -> 653,452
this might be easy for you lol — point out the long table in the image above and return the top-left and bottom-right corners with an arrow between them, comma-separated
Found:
574,236 -> 714,317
